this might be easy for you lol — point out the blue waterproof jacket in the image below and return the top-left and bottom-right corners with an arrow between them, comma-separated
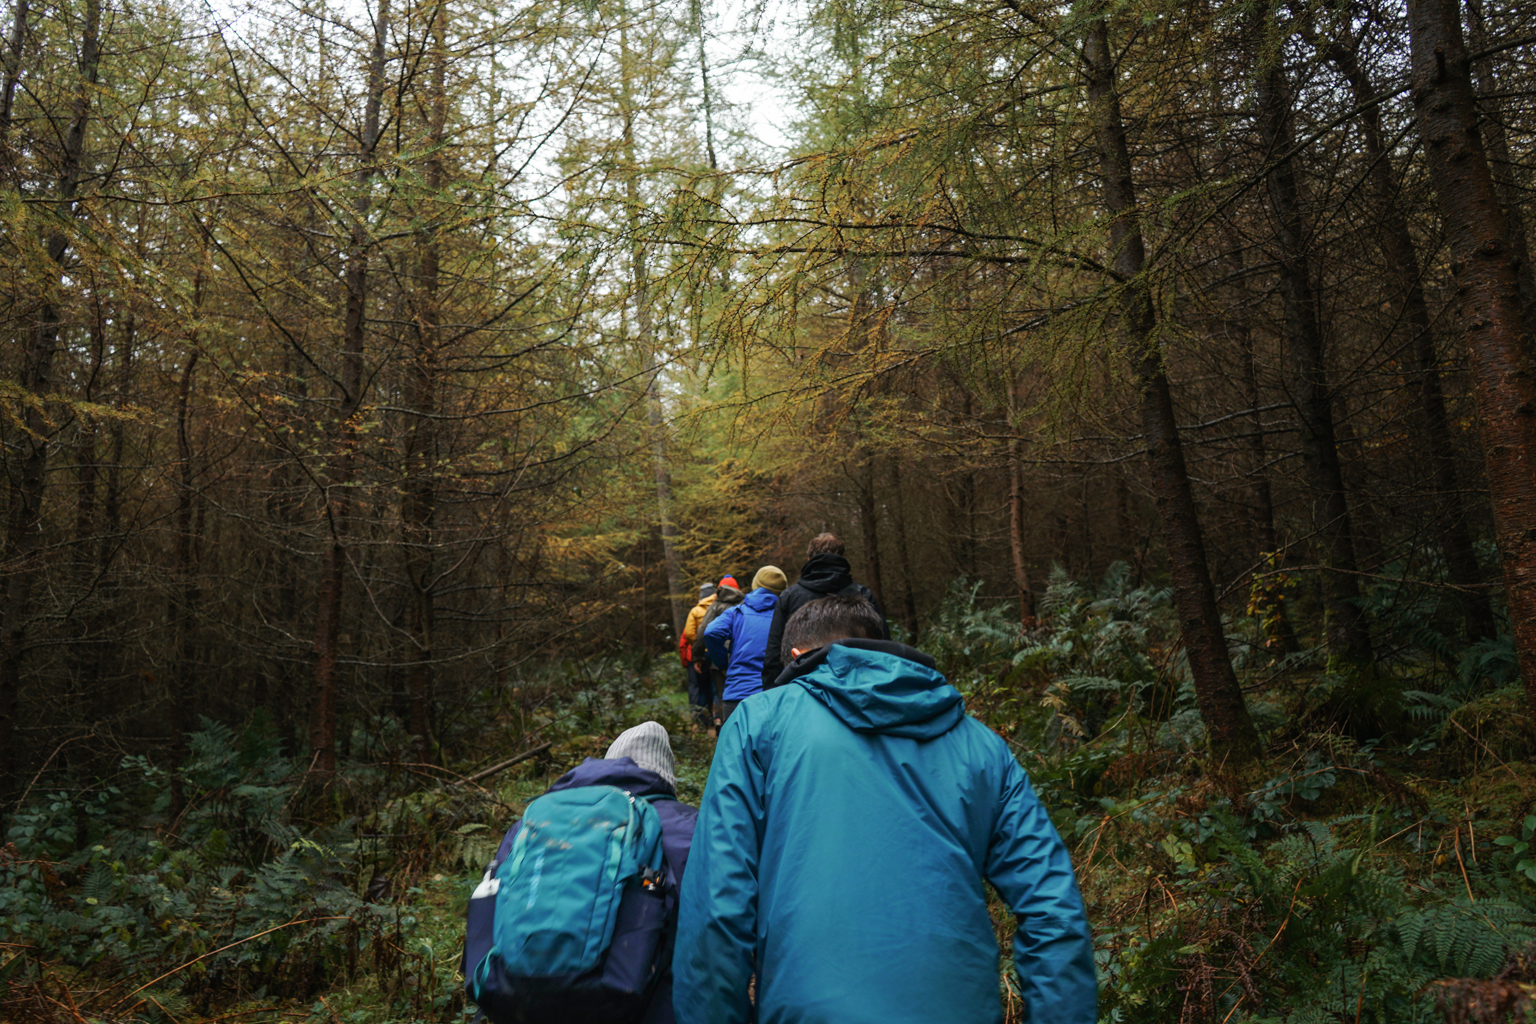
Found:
702,586 -> 779,702
673,640 -> 1096,1024
480,757 -> 697,1024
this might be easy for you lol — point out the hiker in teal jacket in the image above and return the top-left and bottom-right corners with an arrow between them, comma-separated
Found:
674,595 -> 1095,1024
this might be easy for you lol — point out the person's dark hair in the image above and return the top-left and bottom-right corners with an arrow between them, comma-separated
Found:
806,532 -> 845,558
782,594 -> 883,661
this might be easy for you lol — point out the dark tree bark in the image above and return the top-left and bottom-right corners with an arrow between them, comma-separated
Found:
1254,54 -> 1374,666
311,0 -> 389,777
955,387 -> 980,579
402,0 -> 446,764
1009,444 -> 1037,626
87,311 -> 134,716
1,0 -> 100,804
170,346 -> 200,816
619,16 -> 685,643
689,0 -> 717,171
1084,16 -> 1259,760
1407,0 -> 1536,723
843,266 -> 887,607
1007,377 -> 1037,626
0,0 -> 27,185
1219,244 -> 1300,653
1464,0 -> 1536,328
1307,25 -> 1495,640
60,298 -> 106,768
888,459 -> 920,636
857,454 -> 884,603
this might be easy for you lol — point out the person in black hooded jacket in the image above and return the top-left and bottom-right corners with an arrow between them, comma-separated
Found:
760,532 -> 890,688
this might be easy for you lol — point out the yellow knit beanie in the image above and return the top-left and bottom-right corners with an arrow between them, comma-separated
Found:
752,565 -> 788,594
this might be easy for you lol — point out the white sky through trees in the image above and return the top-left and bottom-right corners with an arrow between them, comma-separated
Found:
202,0 -> 797,156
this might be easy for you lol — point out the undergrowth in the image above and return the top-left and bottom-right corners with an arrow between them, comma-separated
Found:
935,563 -> 1536,1024
0,654 -> 695,1024
5,566 -> 1535,1024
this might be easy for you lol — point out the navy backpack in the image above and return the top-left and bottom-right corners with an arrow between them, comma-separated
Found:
463,785 -> 673,1024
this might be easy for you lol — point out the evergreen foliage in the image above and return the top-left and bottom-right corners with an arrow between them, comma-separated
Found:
918,567 -> 1536,1024
3,570 -> 1536,1023
1,718 -> 434,1015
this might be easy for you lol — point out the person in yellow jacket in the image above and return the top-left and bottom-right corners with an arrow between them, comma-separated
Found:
681,581 -> 719,729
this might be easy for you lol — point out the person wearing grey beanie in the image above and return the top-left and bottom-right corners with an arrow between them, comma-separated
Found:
469,721 -> 697,1024
606,720 -> 678,793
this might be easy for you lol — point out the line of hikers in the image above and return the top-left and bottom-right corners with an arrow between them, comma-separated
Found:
464,532 -> 1097,1024
679,533 -> 890,731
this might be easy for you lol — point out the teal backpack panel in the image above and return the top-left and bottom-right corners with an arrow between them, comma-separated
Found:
490,785 -> 664,978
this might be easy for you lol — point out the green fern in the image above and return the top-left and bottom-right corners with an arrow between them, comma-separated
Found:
1394,896 -> 1536,977
81,863 -> 116,904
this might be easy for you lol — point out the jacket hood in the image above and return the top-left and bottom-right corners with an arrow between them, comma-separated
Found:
743,587 -> 779,612
550,756 -> 675,798
797,553 -> 854,595
789,639 -> 964,740
714,585 -> 744,606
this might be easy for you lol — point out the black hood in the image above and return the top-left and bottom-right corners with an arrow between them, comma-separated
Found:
797,552 -> 855,595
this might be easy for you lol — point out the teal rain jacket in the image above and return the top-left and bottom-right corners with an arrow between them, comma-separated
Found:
674,639 -> 1095,1024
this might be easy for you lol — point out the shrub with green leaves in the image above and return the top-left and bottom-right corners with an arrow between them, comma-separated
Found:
1096,811 -> 1536,1024
1,719 -> 413,1007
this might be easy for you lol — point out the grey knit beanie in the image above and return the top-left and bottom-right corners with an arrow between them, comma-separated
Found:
605,721 -> 676,793
698,582 -> 716,598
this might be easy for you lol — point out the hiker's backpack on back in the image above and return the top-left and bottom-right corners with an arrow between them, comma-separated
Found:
464,785 -> 671,1024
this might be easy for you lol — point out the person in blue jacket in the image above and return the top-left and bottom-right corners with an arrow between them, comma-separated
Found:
468,722 -> 697,1024
674,595 -> 1096,1024
701,565 -> 787,722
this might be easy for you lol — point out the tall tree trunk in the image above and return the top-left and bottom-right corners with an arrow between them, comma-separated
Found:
61,300 -> 105,769
1254,49 -> 1373,666
620,19 -> 685,643
1084,15 -> 1259,759
1235,337 -> 1279,559
90,311 -> 133,717
1209,84 -> 1300,652
689,0 -> 717,171
858,454 -> 884,602
74,304 -> 103,549
1007,378 -> 1036,626
402,0 -> 447,764
266,342 -> 304,749
1213,225 -> 1303,653
171,347 -> 200,816
311,0 -> 389,777
1,0 -> 100,806
1235,324 -> 1302,654
1464,0 -> 1536,327
888,460 -> 920,636
1009,446 -> 1036,626
0,0 -> 27,185
1407,0 -> 1536,723
957,388 -> 979,579
1309,26 -> 1495,639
